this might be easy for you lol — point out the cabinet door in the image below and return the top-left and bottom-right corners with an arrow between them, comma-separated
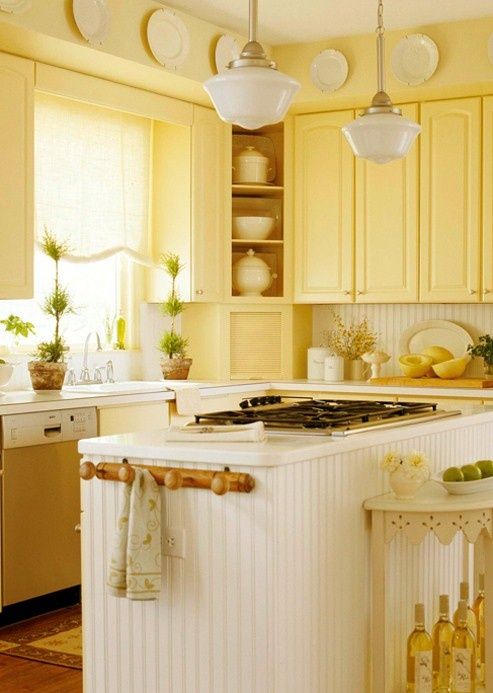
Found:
191,105 -> 229,303
483,96 -> 493,302
0,52 -> 34,298
420,98 -> 481,302
294,111 -> 354,303
355,104 -> 419,303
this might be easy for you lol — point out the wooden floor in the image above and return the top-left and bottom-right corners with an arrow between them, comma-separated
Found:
0,653 -> 82,692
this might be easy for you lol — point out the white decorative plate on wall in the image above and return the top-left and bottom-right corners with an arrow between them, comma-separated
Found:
72,0 -> 110,45
391,34 -> 439,85
398,320 -> 473,358
215,34 -> 241,73
0,0 -> 31,13
147,8 -> 189,69
310,49 -> 348,93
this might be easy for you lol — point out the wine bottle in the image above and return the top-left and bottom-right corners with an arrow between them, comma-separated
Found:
407,602 -> 433,692
451,599 -> 476,693
453,582 -> 478,642
472,574 -> 485,685
432,594 -> 455,691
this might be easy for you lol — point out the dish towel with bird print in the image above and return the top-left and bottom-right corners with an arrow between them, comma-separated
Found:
107,467 -> 161,600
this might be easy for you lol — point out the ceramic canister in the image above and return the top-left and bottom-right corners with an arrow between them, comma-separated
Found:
324,355 -> 344,382
307,347 -> 331,381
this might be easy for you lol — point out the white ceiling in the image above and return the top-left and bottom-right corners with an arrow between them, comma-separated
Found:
164,0 -> 493,45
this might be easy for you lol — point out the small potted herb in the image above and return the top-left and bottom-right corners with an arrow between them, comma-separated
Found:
467,335 -> 493,376
28,230 -> 74,391
157,252 -> 192,380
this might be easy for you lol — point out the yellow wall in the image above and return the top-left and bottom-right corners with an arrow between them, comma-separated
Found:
273,17 -> 493,112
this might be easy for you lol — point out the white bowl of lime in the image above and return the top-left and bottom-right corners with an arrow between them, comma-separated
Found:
433,460 -> 493,494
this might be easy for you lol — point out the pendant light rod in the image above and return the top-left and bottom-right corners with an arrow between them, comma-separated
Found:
376,0 -> 385,94
249,0 -> 258,43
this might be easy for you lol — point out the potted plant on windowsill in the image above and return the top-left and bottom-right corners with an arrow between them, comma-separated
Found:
157,252 -> 192,380
28,230 -> 74,391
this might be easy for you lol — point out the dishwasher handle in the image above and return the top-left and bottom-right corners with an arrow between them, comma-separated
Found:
43,425 -> 62,439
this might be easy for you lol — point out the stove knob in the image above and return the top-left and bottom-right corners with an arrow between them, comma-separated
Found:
249,397 -> 260,407
239,399 -> 249,409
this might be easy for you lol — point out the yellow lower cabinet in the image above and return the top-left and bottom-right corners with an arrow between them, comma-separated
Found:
97,402 -> 169,435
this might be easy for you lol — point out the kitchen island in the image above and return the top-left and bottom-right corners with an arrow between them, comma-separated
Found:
79,411 -> 493,693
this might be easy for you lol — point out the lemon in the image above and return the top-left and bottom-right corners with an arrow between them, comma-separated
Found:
461,464 -> 482,481
398,354 -> 433,378
442,466 -> 464,482
476,460 -> 493,478
432,356 -> 471,379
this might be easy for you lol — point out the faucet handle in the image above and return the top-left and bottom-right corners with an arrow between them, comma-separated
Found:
80,366 -> 91,383
94,366 -> 106,384
106,359 -> 114,383
66,368 -> 76,386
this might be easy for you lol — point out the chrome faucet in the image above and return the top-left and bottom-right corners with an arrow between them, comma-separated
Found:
80,332 -> 102,383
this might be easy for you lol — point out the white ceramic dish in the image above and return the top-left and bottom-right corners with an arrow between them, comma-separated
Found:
0,0 -> 30,12
398,320 -> 473,359
0,364 -> 13,391
232,216 -> 275,241
391,33 -> 439,86
232,135 -> 276,182
215,34 -> 240,73
147,8 -> 189,69
310,49 -> 348,92
433,471 -> 493,495
72,0 -> 110,45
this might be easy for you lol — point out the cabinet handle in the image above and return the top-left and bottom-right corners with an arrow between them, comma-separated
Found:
483,288 -> 491,295
357,290 -> 365,296
343,290 -> 351,296
196,289 -> 204,295
469,289 -> 477,295
74,524 -> 81,534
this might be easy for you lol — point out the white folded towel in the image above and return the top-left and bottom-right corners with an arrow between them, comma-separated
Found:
107,468 -> 161,601
164,421 -> 266,442
172,385 -> 202,416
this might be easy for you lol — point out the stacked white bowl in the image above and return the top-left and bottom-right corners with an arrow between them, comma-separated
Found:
232,215 -> 275,240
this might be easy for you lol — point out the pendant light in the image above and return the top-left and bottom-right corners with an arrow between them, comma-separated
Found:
342,0 -> 420,164
204,0 -> 300,130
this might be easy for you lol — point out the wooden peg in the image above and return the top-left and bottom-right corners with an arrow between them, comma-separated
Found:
118,464 -> 135,484
211,473 -> 230,496
164,469 -> 183,490
80,461 -> 97,480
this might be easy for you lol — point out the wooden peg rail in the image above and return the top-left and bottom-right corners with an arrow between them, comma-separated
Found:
79,460 -> 255,496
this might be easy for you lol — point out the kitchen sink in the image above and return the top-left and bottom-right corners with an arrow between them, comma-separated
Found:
64,381 -> 171,394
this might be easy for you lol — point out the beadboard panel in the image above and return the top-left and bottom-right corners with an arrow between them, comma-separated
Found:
81,421 -> 493,692
313,303 -> 493,378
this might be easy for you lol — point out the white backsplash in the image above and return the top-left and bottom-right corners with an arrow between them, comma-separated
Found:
312,303 -> 493,378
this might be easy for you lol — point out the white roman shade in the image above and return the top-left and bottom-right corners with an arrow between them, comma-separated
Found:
35,93 -> 151,264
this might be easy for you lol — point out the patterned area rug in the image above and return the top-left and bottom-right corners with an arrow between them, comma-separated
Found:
0,605 -> 82,669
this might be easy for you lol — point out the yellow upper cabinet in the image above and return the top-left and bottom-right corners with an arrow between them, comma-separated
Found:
355,104 -> 419,303
294,111 -> 354,303
0,52 -> 34,299
419,97 -> 481,302
483,96 -> 493,303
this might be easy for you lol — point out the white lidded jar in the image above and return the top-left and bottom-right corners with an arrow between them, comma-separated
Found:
232,249 -> 276,296
232,145 -> 270,184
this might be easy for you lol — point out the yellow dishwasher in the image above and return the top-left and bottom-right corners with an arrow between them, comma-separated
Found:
1,407 -> 97,607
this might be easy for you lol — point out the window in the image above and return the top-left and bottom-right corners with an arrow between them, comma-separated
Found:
0,92 -> 152,349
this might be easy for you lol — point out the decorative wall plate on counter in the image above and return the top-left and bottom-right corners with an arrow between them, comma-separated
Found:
72,0 -> 110,45
391,34 -> 439,85
147,8 -> 189,69
310,49 -> 348,92
0,0 -> 30,12
215,34 -> 240,73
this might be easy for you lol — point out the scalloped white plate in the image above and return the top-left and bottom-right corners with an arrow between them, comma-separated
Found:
391,33 -> 439,86
147,8 -> 189,69
0,0 -> 30,12
433,471 -> 493,495
215,34 -> 240,73
310,49 -> 348,93
398,320 -> 473,359
72,0 -> 110,45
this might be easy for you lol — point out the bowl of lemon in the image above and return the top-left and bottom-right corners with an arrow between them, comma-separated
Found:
433,459 -> 493,494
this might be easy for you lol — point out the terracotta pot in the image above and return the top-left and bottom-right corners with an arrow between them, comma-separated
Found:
160,357 -> 192,380
28,361 -> 67,391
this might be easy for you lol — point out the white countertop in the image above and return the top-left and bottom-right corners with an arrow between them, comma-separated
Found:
78,410 -> 493,468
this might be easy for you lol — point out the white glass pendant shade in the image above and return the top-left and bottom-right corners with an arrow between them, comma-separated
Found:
342,112 -> 421,164
204,66 -> 299,130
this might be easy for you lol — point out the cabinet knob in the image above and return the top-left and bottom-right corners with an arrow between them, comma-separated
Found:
357,290 -> 365,296
483,288 -> 491,295
469,289 -> 477,295
196,289 -> 204,295
74,524 -> 81,534
343,290 -> 351,296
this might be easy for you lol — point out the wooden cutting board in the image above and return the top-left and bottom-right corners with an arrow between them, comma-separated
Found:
369,376 -> 493,388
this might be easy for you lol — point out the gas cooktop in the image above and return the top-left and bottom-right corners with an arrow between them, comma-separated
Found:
194,397 -> 461,436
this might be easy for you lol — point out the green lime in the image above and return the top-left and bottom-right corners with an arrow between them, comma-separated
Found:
0,358 -> 6,365
475,460 -> 493,478
443,466 -> 464,482
461,464 -> 482,481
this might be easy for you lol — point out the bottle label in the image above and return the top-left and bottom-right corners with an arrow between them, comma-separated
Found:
414,650 -> 432,692
452,647 -> 473,692
439,641 -> 451,682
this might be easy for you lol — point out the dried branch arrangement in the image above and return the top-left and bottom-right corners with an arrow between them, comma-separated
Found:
323,311 -> 378,360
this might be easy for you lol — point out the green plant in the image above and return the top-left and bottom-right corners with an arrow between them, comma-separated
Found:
157,252 -> 188,359
33,229 -> 74,363
467,335 -> 493,366
0,314 -> 35,343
